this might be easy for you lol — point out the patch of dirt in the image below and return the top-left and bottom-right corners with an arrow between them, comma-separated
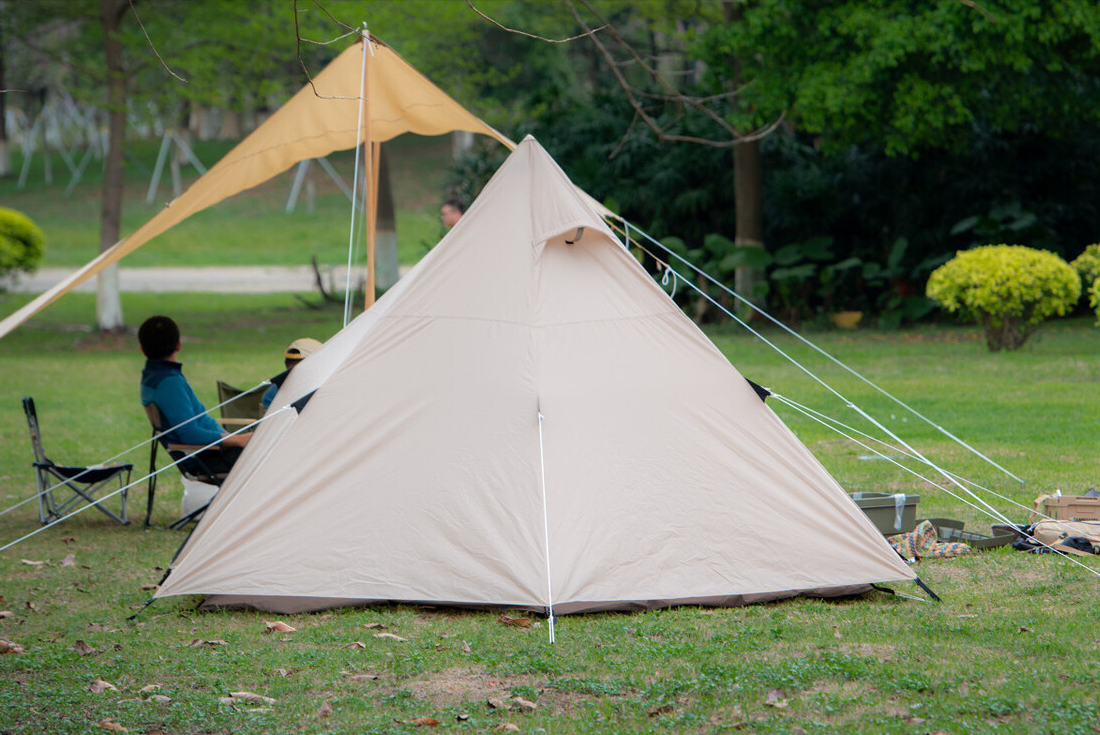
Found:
402,666 -> 538,709
75,330 -> 132,352
836,642 -> 897,661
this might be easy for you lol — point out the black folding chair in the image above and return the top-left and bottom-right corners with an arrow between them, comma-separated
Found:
23,396 -> 133,526
143,403 -> 230,529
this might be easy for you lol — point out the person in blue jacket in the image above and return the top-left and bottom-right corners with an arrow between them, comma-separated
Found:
139,315 -> 250,474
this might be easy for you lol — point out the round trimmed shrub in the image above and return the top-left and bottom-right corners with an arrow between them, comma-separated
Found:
1090,276 -> 1100,324
1071,243 -> 1100,294
926,244 -> 1080,351
0,207 -> 45,286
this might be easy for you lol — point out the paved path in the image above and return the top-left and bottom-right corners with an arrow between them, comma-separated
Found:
12,266 -> 376,294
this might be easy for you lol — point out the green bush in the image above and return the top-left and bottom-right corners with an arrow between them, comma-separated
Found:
1090,276 -> 1100,324
0,206 -> 45,286
1070,243 -> 1100,294
926,244 -> 1080,351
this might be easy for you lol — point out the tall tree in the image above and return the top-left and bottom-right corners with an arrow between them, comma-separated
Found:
96,0 -> 128,331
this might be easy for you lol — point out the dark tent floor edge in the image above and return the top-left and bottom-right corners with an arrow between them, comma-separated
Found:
195,584 -> 881,615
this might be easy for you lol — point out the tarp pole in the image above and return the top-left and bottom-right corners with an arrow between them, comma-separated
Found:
366,140 -> 380,308
362,29 -> 377,311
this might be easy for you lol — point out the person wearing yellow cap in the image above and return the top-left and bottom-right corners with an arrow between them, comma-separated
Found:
261,337 -> 322,413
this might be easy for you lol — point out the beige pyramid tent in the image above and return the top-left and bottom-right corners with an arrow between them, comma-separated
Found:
0,34 -> 516,340
152,137 -> 916,616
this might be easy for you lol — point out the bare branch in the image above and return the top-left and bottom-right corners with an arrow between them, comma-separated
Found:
466,0 -> 606,43
958,0 -> 998,22
293,0 -> 368,101
127,0 -> 186,83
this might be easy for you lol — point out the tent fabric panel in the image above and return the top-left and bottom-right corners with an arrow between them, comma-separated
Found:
534,313 -> 914,606
157,317 -> 551,608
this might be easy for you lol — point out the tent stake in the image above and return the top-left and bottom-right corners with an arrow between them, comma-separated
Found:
914,577 -> 941,602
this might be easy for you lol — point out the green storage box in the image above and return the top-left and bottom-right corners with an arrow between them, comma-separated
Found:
917,517 -> 1015,550
848,492 -> 919,535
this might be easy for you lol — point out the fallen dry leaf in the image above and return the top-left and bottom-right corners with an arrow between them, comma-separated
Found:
456,714 -> 470,721
89,679 -> 118,694
494,725 -> 520,732
497,614 -> 532,628
317,700 -> 333,719
0,595 -> 6,605
226,691 -> 276,705
362,622 -> 387,630
139,684 -> 161,693
342,641 -> 367,650
97,720 -> 127,732
405,717 -> 440,727
903,715 -> 926,725
24,601 -> 37,611
462,640 -> 472,654
187,638 -> 228,647
148,694 -> 172,704
61,536 -> 76,544
87,623 -> 114,633
764,688 -> 789,708
647,704 -> 675,717
1018,626 -> 1031,634
264,621 -> 296,633
343,672 -> 380,682
832,624 -> 842,639
21,559 -> 46,567
0,638 -> 26,654
273,668 -> 297,678
487,697 -> 510,710
511,696 -> 537,713
61,554 -> 76,567
374,632 -> 407,642
140,584 -> 158,591
73,640 -> 101,656
0,611 -> 13,619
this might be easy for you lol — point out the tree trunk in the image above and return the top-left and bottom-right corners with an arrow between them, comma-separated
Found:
723,0 -> 766,314
97,0 -> 128,332
0,17 -> 10,178
374,144 -> 400,291
733,138 -> 764,303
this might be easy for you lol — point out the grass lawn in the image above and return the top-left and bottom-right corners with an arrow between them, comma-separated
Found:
1,287 -> 1098,734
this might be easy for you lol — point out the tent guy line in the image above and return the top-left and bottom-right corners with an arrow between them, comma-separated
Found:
344,30 -> 370,327
634,238 -> 1028,535
618,218 -> 1024,487
0,382 -> 272,536
773,393 -> 1100,581
772,392 -> 1036,528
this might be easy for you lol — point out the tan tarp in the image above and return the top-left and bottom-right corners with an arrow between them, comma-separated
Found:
154,137 -> 915,615
0,36 -> 514,340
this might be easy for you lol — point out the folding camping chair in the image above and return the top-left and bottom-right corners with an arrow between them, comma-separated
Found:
143,402 -> 230,529
23,396 -> 133,526
215,380 -> 263,429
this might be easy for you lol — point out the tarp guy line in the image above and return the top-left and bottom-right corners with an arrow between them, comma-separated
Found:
629,236 -> 1014,529
772,393 -> 1100,581
0,407 -> 291,554
0,381 -> 271,521
617,218 -> 1024,486
343,28 -> 370,327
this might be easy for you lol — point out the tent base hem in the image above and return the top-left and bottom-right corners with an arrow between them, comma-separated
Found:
196,584 -> 878,615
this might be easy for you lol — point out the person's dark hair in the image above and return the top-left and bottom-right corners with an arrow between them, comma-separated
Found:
138,315 -> 180,359
442,198 -> 465,214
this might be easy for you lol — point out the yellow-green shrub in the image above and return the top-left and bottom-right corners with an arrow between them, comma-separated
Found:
926,244 -> 1080,351
0,206 -> 45,285
1071,243 -> 1100,293
1091,276 -> 1100,324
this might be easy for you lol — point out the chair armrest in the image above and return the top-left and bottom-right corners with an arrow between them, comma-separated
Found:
217,418 -> 256,428
165,443 -> 222,453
